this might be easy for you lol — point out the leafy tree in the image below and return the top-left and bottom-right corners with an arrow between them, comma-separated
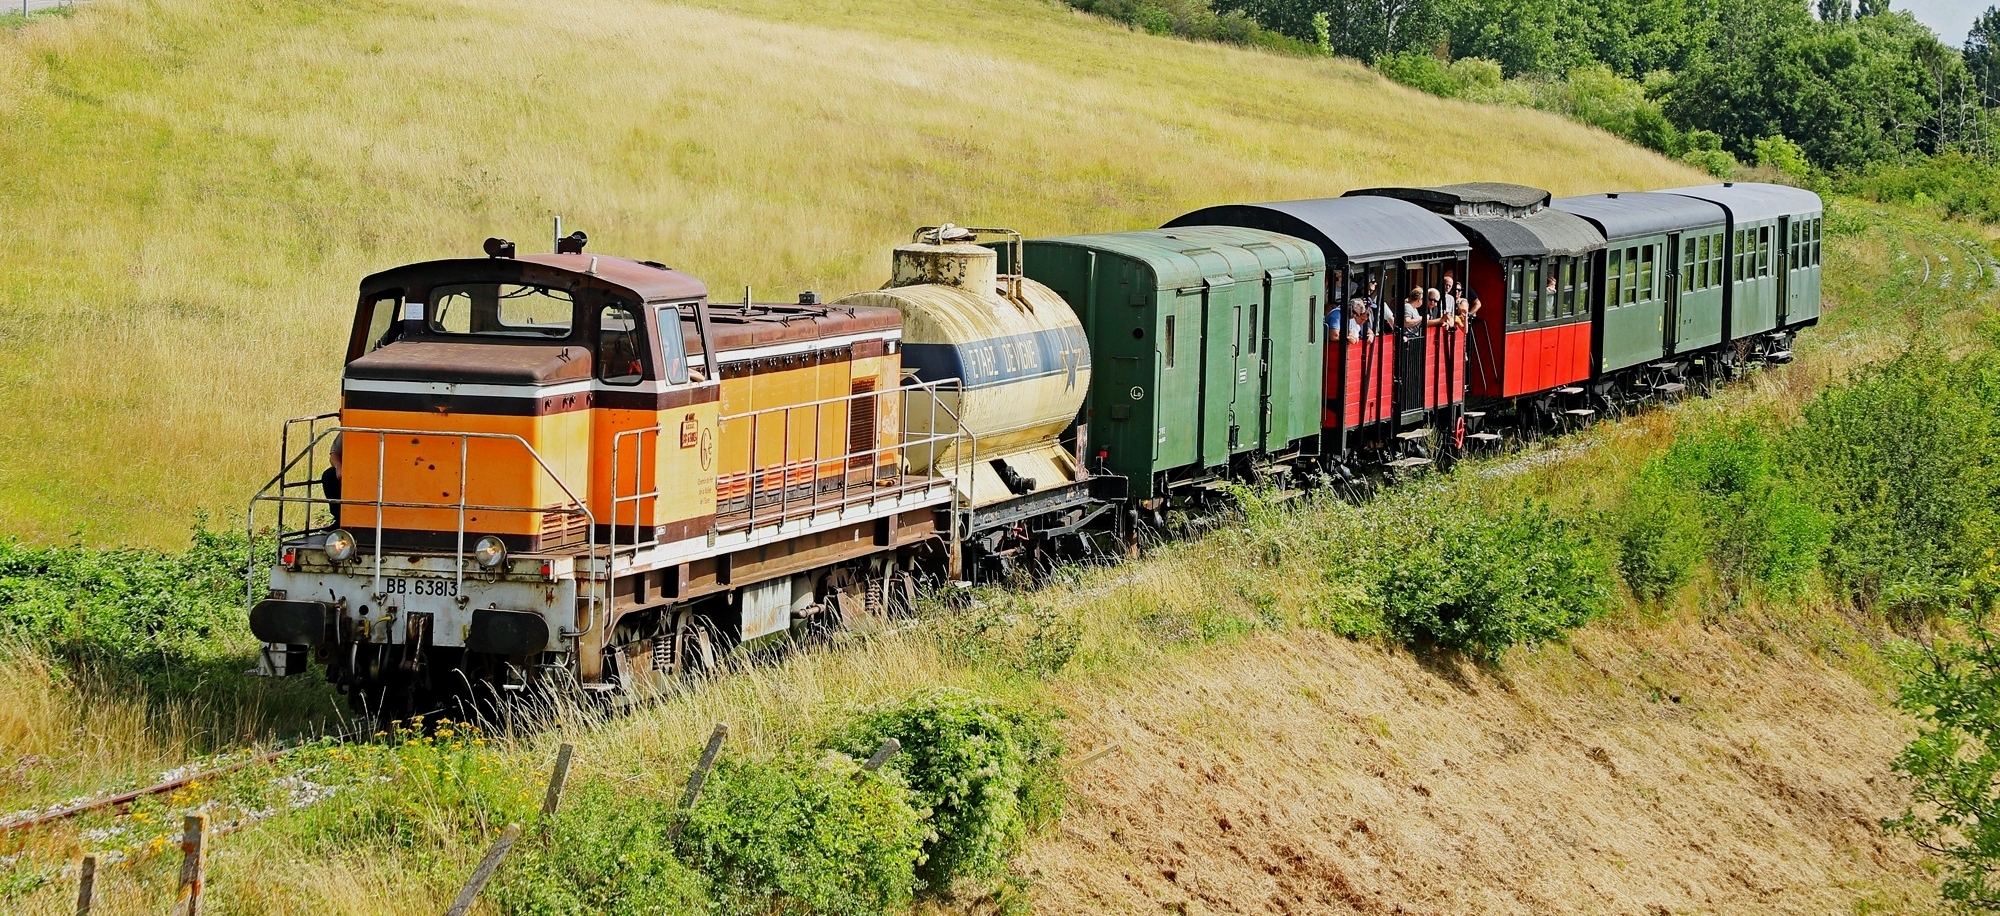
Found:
1970,6 -> 2000,104
1888,615 -> 2000,911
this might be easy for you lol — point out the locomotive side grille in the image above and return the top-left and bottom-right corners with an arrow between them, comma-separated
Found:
848,378 -> 877,469
538,510 -> 589,549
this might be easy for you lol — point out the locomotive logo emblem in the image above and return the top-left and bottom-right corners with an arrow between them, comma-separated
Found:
699,427 -> 715,471
679,413 -> 698,449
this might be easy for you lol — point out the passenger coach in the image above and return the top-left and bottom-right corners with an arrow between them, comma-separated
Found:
1163,197 -> 1471,471
1345,183 -> 1606,429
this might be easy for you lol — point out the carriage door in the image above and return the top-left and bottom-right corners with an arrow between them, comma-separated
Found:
1395,264 -> 1427,423
1664,232 -> 1683,354
1775,218 -> 1791,327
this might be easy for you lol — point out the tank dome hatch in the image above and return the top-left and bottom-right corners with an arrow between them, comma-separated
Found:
889,225 -> 1029,309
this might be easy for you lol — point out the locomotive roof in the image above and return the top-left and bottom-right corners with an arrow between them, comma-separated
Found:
1657,182 -> 1824,224
1162,196 -> 1469,265
1447,208 -> 1605,259
1346,182 -> 1552,212
1551,192 -> 1727,241
359,252 -> 709,303
1026,226 -> 1327,287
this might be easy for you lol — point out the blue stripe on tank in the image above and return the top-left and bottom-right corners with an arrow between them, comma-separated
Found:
902,326 -> 1092,392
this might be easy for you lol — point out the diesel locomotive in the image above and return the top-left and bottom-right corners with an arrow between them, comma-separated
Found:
248,181 -> 1822,716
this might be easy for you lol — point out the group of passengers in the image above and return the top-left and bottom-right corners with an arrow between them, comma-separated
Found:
1325,269 -> 1481,343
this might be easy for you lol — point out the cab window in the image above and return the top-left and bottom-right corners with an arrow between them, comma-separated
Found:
429,283 -> 574,338
657,305 -> 691,385
597,303 -> 645,385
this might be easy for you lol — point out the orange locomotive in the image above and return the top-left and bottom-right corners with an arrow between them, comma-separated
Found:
249,236 -> 967,715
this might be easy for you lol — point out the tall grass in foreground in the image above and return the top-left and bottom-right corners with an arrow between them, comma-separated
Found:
0,0 -> 1704,546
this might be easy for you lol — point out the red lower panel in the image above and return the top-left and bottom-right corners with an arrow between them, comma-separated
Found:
1501,322 -> 1591,398
1324,339 -> 1396,431
1422,325 -> 1467,410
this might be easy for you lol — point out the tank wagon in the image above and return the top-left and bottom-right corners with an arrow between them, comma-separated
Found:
836,227 -> 1123,578
247,180 -> 1827,716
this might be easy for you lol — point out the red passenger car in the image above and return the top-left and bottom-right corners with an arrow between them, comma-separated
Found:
1345,184 -> 1606,427
1165,196 -> 1471,470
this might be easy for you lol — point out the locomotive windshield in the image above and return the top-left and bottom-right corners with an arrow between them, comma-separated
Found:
428,283 -> 574,338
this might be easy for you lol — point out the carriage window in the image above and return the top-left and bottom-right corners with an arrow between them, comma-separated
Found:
1696,236 -> 1709,289
1247,303 -> 1259,354
1758,226 -> 1772,277
1308,294 -> 1317,345
429,283 -> 574,338
1164,315 -> 1177,368
1508,261 -> 1525,324
1710,233 -> 1724,288
1731,231 -> 1743,282
1606,250 -> 1623,309
1560,259 -> 1577,316
1622,247 -> 1639,305
657,306 -> 690,385
1683,239 -> 1697,293
1812,219 -> 1822,265
1639,246 -> 1655,302
596,303 -> 644,385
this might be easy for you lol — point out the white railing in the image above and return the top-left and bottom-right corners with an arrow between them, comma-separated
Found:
608,378 -> 978,573
246,421 -> 601,636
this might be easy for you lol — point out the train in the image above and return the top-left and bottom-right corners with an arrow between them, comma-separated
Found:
245,180 -> 1823,717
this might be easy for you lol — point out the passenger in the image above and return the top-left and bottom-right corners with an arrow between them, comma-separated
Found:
1425,288 -> 1451,328
1400,289 -> 1425,338
1440,277 -> 1457,321
321,434 -> 343,502
1346,299 -> 1373,341
1462,289 -> 1481,323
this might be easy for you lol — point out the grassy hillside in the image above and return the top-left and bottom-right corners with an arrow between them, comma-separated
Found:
0,0 -> 1703,546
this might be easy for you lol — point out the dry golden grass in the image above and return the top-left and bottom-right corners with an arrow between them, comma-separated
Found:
0,0 -> 1703,546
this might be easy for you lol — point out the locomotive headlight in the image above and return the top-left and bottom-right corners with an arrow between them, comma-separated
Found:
323,529 -> 359,563
473,536 -> 508,569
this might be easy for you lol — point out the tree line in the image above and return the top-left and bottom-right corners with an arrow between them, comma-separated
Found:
1068,0 -> 2000,178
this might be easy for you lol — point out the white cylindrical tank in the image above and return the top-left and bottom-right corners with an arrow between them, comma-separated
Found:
838,230 -> 1091,508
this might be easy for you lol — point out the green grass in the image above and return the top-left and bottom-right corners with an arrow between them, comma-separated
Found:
0,0 -> 1706,547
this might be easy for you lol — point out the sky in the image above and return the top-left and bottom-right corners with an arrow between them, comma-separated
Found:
1901,0 -> 1988,47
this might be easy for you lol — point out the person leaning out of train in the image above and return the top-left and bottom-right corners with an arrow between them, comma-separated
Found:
1399,289 -> 1426,338
1345,299 -> 1374,341
321,434 -> 343,502
1424,288 -> 1455,328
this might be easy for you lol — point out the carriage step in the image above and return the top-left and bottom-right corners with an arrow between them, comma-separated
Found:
1462,410 -> 1487,419
1468,432 -> 1503,442
1394,429 -> 1430,440
1385,457 -> 1433,470
1647,362 -> 1680,371
1564,408 -> 1597,418
1652,382 -> 1686,394
1556,386 -> 1584,395
1767,350 -> 1793,362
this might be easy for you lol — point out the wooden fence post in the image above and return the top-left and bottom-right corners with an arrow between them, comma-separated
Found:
171,815 -> 207,916
445,823 -> 522,916
539,743 -> 575,822
73,853 -> 96,916
665,724 -> 728,843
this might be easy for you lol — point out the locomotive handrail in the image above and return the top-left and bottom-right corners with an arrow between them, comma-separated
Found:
247,424 -> 601,635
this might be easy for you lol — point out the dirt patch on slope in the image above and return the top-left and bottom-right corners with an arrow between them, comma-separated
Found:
1025,616 -> 1928,915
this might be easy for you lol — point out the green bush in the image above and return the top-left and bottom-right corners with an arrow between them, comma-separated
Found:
830,688 -> 1065,890
495,782 -> 710,916
1790,349 -> 2000,617
1886,619 -> 2000,909
281,719 -> 536,854
676,754 -> 929,916
0,522 -> 250,671
1365,489 -> 1611,661
1618,420 -> 1828,602
1376,51 -> 1461,97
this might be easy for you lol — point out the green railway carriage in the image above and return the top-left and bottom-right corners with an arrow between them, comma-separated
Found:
1660,183 -> 1824,361
1016,228 -> 1326,503
1552,192 -> 1729,381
